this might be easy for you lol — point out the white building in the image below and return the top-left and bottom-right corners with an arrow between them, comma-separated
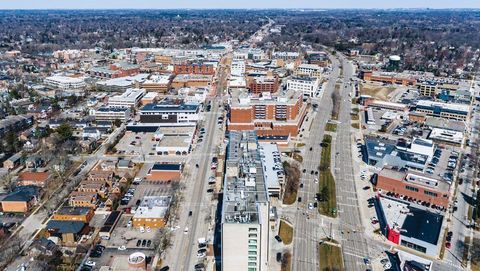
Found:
234,48 -> 266,61
231,60 -> 246,77
294,64 -> 323,78
93,106 -> 131,122
44,75 -> 86,91
108,88 -> 146,108
222,131 -> 270,271
259,142 -> 285,197
287,76 -> 321,97
154,126 -> 195,155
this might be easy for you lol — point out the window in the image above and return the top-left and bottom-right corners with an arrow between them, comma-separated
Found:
405,185 -> 419,192
248,245 -> 257,250
424,190 -> 438,197
248,251 -> 256,255
249,234 -> 258,238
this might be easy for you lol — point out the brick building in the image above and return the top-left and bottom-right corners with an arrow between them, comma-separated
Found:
228,89 -> 306,139
174,63 -> 215,75
375,167 -> 450,208
248,76 -> 279,94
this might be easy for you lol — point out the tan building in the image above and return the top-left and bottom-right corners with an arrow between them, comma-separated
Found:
69,191 -> 97,208
53,206 -> 94,223
132,196 -> 171,229
17,171 -> 51,188
171,74 -> 212,89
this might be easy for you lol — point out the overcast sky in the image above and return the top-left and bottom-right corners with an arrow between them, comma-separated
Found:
0,0 -> 479,9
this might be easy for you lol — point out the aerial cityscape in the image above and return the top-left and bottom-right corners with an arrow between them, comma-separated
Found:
0,2 -> 480,271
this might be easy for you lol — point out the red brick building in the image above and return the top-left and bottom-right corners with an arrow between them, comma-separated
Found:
174,63 -> 215,75
228,89 -> 306,139
376,167 -> 450,208
248,76 -> 279,94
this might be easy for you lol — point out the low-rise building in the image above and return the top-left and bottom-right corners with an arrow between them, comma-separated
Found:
53,206 -> 94,223
376,196 -> 444,256
154,126 -> 195,155
93,106 -> 131,122
259,142 -> 285,197
45,220 -> 89,247
138,100 -> 200,125
108,88 -> 146,108
414,100 -> 469,121
17,171 -> 51,188
141,74 -> 172,93
3,152 -> 22,170
361,70 -> 417,86
174,62 -> 215,75
90,62 -> 140,79
248,76 -> 279,94
145,163 -> 182,182
1,186 -> 40,213
375,167 -> 450,208
294,64 -> 322,78
171,74 -> 213,89
132,196 -> 171,229
286,76 -> 320,97
44,75 -> 86,91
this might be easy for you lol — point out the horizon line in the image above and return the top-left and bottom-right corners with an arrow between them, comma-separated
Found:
0,7 -> 479,11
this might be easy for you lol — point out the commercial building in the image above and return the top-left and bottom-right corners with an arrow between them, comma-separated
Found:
93,106 -> 131,122
52,206 -> 94,223
174,63 -> 215,75
44,75 -> 86,91
414,100 -> 469,121
139,100 -> 200,125
222,131 -> 270,271
140,92 -> 159,106
234,48 -> 266,61
248,76 -> 279,94
154,126 -> 195,155
96,74 -> 149,92
294,64 -> 322,78
228,89 -> 306,139
145,163 -> 183,182
286,76 -> 320,97
108,88 -> 146,108
364,99 -> 409,112
361,71 -> 417,86
376,167 -> 450,208
90,62 -> 140,79
376,196 -> 444,256
428,128 -> 464,146
171,74 -> 213,89
141,74 -> 172,93
132,196 -> 171,229
364,137 -> 434,171
418,82 -> 437,97
231,60 -> 246,77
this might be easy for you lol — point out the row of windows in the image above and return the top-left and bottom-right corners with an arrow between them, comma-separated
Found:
405,185 -> 419,192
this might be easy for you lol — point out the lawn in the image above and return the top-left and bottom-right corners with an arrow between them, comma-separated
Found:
350,113 -> 359,121
319,242 -> 343,271
318,135 -> 337,217
351,123 -> 360,129
325,123 -> 337,132
279,220 -> 293,245
280,251 -> 292,271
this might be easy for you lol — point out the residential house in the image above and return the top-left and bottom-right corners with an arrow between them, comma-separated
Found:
17,171 -> 51,188
30,237 -> 59,256
45,220 -> 89,247
69,191 -> 97,208
3,152 -> 22,170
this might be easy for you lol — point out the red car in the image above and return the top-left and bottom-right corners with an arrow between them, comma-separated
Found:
445,242 -> 451,249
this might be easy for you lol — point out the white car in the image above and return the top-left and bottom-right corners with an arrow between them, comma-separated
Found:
308,203 -> 314,210
140,227 -> 145,233
314,178 -> 318,184
118,245 -> 126,251
184,227 -> 189,234
85,261 -> 96,267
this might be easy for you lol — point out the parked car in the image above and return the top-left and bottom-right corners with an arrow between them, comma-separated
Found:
274,235 -> 283,243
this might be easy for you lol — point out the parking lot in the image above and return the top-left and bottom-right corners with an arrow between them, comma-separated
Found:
104,214 -> 157,249
115,132 -> 157,156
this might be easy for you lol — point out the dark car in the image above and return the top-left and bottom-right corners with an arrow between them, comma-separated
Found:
189,211 -> 193,216
298,197 -> 302,203
363,186 -> 370,190
276,252 -> 282,262
159,266 -> 170,271
274,235 -> 283,243
207,188 -> 214,193
136,240 -> 142,247
147,240 -> 152,247
142,239 -> 147,247
302,169 -> 306,173
300,183 -> 304,188
310,147 -> 313,151
194,263 -> 205,269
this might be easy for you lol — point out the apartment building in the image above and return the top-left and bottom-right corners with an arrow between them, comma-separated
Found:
286,76 -> 320,97
174,63 -> 215,75
228,89 -> 306,139
231,60 -> 246,77
248,76 -> 279,94
294,64 -> 322,78
222,131 -> 270,271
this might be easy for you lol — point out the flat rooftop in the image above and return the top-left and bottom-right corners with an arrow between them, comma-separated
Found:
379,196 -> 443,245
259,142 -> 283,192
141,99 -> 199,112
222,131 -> 269,224
56,206 -> 91,216
230,87 -> 301,107
133,196 -> 171,219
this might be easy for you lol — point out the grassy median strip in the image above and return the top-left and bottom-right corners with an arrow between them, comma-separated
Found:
318,135 -> 337,217
325,123 -> 337,132
319,241 -> 343,271
279,220 -> 293,245
472,238 -> 480,271
282,161 -> 301,205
